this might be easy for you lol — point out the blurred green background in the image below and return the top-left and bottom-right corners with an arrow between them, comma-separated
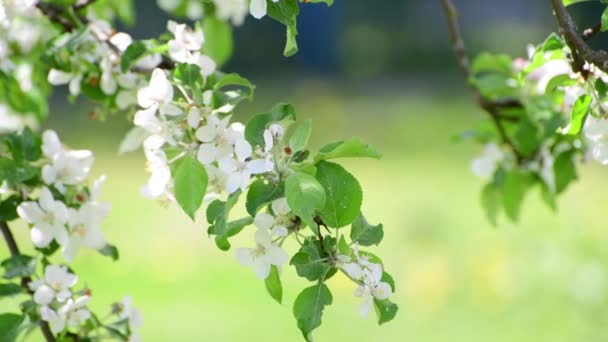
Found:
5,0 -> 608,341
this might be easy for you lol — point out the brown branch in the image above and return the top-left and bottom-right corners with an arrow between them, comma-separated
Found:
0,222 -> 56,342
551,0 -> 608,74
440,0 -> 524,163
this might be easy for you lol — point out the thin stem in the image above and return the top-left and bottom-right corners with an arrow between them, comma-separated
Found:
440,0 -> 525,163
0,222 -> 56,342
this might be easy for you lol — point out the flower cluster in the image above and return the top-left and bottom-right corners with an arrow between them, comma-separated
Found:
157,0 -> 282,24
0,128 -> 143,340
340,245 -> 393,317
17,131 -> 108,262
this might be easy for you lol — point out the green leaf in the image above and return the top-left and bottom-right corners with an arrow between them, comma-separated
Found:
173,63 -> 203,88
471,52 -> 513,74
120,41 -> 147,72
267,0 -> 301,57
245,103 -> 296,147
315,161 -> 362,228
373,299 -> 398,325
314,137 -> 381,162
98,244 -> 119,261
350,214 -> 384,246
202,16 -> 233,67
207,191 -> 244,250
290,238 -> 333,281
0,283 -> 22,298
285,172 -> 326,226
174,156 -> 208,220
553,151 -> 577,194
289,119 -> 312,152
264,265 -> 283,304
213,73 -> 255,101
0,159 -> 38,186
293,283 -> 333,342
502,170 -> 534,222
0,71 -> 47,121
1,255 -> 35,279
565,95 -> 591,135
0,196 -> 21,222
6,127 -> 42,162
246,179 -> 284,216
481,183 -> 501,226
214,217 -> 253,251
0,313 -> 24,342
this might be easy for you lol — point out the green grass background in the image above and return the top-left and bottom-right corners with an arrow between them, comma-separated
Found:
3,81 -> 608,341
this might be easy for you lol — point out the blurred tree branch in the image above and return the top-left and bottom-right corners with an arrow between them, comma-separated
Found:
440,0 -> 524,163
0,221 -> 56,342
550,0 -> 608,75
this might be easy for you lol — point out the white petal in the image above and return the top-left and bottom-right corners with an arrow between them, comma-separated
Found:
197,143 -> 217,165
247,159 -> 270,175
253,259 -> 271,279
235,248 -> 254,266
159,103 -> 183,116
39,187 -> 54,212
372,282 -> 392,300
33,285 -> 55,305
254,212 -> 274,230
271,198 -> 290,215
225,172 -> 242,194
187,107 -> 201,128
235,139 -> 252,162
359,296 -> 374,317
196,124 -> 217,143
250,0 -> 268,19
47,69 -> 72,85
268,245 -> 289,266
17,202 -> 44,223
31,226 -> 53,248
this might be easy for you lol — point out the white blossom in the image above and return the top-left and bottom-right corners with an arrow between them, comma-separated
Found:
219,139 -> 273,193
64,176 -> 109,261
17,187 -> 68,248
471,143 -> 504,179
235,228 -> 289,279
584,116 -> 608,165
136,68 -> 182,116
29,265 -> 78,305
141,148 -> 172,200
254,198 -> 292,237
48,69 -> 83,96
214,0 -> 248,26
168,21 -> 204,63
41,295 -> 91,334
41,130 -> 94,192
196,114 -> 242,164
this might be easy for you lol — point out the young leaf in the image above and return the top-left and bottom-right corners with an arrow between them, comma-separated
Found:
373,299 -> 398,325
481,183 -> 501,226
246,179 -> 284,216
245,103 -> 296,147
202,16 -> 234,67
315,161 -> 362,228
293,283 -> 333,342
1,255 -> 35,279
0,283 -> 22,298
267,0 -> 300,57
264,265 -> 283,304
285,172 -> 326,224
314,137 -> 382,162
290,238 -> 333,281
564,95 -> 591,135
0,313 -> 24,342
174,156 -> 208,220
6,127 -> 42,162
502,170 -> 533,222
553,151 -> 577,194
289,119 -> 312,152
350,214 -> 384,246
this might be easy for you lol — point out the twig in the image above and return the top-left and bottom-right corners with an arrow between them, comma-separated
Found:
550,0 -> 608,74
0,222 -> 56,342
583,23 -> 602,41
440,0 -> 525,163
